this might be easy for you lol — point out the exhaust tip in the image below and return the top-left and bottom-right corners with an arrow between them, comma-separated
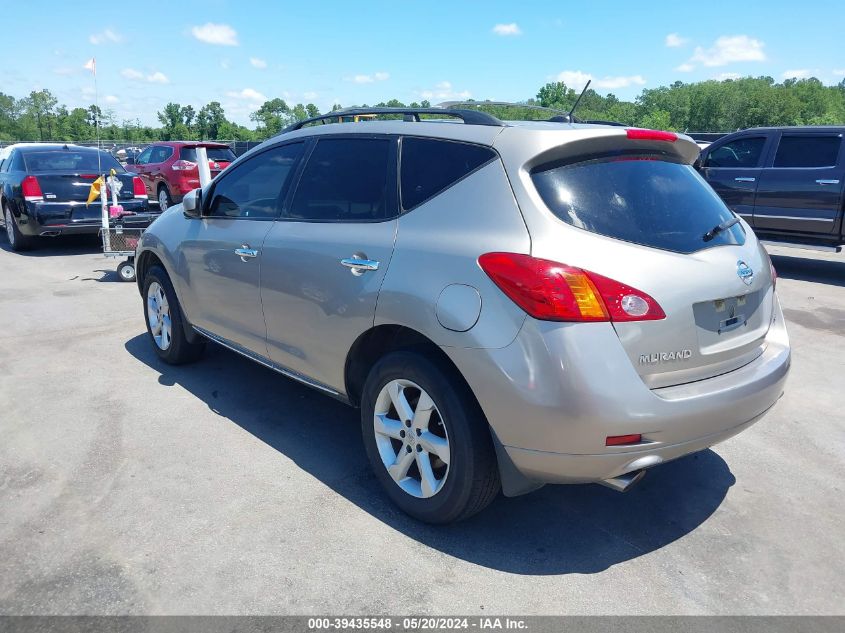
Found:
600,468 -> 647,492
39,230 -> 61,237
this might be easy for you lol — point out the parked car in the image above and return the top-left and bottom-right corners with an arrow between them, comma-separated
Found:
0,143 -> 152,252
127,141 -> 236,211
134,108 -> 790,523
698,126 -> 845,252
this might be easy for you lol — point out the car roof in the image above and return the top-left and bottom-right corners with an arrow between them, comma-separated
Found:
13,143 -> 109,153
153,141 -> 231,147
733,125 -> 845,133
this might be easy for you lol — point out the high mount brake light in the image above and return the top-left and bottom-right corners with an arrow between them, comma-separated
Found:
478,253 -> 665,323
626,128 -> 678,142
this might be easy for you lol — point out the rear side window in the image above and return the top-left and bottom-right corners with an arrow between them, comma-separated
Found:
532,155 -> 745,254
149,146 -> 172,164
22,150 -> 122,173
180,146 -> 237,162
773,135 -> 841,168
287,138 -> 393,222
400,137 -> 496,209
704,137 -> 766,168
10,151 -> 26,172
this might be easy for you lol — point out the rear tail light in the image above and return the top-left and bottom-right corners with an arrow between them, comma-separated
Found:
626,128 -> 677,142
21,175 -> 43,202
171,160 -> 196,171
132,176 -> 147,198
478,252 -> 665,323
606,434 -> 642,446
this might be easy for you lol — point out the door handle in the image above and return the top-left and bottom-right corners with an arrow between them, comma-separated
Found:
816,179 -> 840,185
341,257 -> 379,275
734,177 -> 756,183
234,245 -> 259,262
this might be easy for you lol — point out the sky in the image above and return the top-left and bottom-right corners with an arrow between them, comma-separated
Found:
1,0 -> 843,127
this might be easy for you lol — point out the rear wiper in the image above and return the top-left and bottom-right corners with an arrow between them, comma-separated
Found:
703,216 -> 741,242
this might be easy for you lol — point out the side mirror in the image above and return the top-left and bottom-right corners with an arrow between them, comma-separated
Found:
182,188 -> 202,218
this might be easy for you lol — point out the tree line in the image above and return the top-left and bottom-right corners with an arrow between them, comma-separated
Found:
1,75 -> 843,143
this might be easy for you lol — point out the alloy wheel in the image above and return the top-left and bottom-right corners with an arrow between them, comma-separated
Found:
146,281 -> 172,350
4,209 -> 14,246
158,189 -> 169,211
373,379 -> 450,498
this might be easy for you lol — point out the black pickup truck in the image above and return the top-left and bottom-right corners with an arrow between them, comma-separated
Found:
698,126 -> 845,252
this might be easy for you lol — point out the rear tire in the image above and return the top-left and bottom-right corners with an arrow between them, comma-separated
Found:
142,265 -> 205,364
157,186 -> 172,211
4,205 -> 33,252
360,351 -> 500,523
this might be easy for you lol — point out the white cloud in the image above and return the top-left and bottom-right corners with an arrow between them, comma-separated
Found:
675,63 -> 695,72
347,72 -> 389,84
250,57 -> 267,69
782,69 -> 811,79
665,33 -> 687,47
303,91 -> 318,100
220,59 -> 231,70
105,95 -> 120,104
89,28 -> 122,45
418,81 -> 471,101
492,23 -> 522,36
191,23 -> 239,46
714,72 -> 741,80
121,68 -> 169,84
553,70 -> 646,90
834,68 -> 845,76
53,67 -> 77,76
226,88 -> 267,103
688,35 -> 766,68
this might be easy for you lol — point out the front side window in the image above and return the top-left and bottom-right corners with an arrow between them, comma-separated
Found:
773,135 -> 842,168
287,138 -> 393,222
400,137 -> 496,210
704,137 -> 766,168
136,147 -> 153,165
532,154 -> 745,254
206,143 -> 304,219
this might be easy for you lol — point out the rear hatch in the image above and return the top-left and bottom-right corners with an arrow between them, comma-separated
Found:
178,145 -> 236,178
23,149 -> 137,222
523,130 -> 775,388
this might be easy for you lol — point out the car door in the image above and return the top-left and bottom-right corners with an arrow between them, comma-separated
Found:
132,146 -> 154,195
753,132 -> 844,235
701,134 -> 771,225
147,145 -> 173,195
260,136 -> 398,393
176,143 -> 306,356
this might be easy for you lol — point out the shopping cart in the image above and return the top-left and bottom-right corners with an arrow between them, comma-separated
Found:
97,172 -> 156,282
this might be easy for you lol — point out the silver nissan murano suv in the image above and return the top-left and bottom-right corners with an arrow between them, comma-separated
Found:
135,108 -> 790,523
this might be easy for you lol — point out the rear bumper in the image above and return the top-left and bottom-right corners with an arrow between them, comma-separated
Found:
445,294 -> 790,487
21,200 -> 153,236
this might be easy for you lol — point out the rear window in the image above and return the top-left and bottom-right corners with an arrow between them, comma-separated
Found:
180,146 -> 237,162
400,137 -> 496,210
23,150 -> 123,173
773,135 -> 841,168
532,154 -> 745,254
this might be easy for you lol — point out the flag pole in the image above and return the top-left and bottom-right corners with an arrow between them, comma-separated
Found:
92,58 -> 101,177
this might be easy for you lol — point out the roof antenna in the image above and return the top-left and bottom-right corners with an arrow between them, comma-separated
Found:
567,79 -> 591,123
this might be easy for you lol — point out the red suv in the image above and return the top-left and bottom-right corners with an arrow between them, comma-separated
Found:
127,141 -> 236,210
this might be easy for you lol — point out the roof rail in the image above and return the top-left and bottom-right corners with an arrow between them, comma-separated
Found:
279,107 -> 503,134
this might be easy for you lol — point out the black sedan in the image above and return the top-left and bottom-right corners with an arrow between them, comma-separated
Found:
0,143 -> 157,251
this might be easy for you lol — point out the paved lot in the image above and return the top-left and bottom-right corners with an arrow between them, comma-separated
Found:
0,236 -> 842,615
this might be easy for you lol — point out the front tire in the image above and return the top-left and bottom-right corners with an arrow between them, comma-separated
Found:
142,265 -> 205,364
361,351 -> 500,523
4,205 -> 33,252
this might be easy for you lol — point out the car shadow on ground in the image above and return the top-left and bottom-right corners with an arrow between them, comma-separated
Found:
0,234 -> 102,257
771,252 -> 845,288
125,334 -> 735,575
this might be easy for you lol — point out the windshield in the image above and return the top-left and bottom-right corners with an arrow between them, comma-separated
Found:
23,150 -> 124,173
531,154 -> 746,254
179,147 -> 236,162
